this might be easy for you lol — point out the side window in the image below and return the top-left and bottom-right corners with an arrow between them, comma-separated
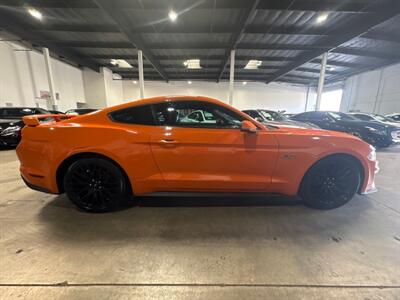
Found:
153,101 -> 244,128
109,104 -> 155,125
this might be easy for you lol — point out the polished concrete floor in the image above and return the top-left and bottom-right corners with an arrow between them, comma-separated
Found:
0,148 -> 399,299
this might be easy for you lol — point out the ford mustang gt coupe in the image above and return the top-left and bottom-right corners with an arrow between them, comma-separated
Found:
17,96 -> 378,212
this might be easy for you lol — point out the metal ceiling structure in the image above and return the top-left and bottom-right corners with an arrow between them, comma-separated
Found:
1,0 -> 400,86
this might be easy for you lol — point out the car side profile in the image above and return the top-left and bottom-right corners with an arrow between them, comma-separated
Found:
291,111 -> 400,148
17,96 -> 378,212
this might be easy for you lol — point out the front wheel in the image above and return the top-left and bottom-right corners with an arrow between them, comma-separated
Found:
64,157 -> 128,212
299,156 -> 361,209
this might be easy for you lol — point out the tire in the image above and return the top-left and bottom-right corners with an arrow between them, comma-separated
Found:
64,157 -> 128,212
299,156 -> 361,209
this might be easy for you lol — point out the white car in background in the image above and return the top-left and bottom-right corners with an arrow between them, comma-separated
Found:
386,113 -> 400,123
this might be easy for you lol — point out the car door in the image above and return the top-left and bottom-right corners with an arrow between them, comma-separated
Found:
150,100 -> 279,192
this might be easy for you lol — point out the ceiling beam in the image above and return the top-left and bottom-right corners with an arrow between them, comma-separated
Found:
332,47 -> 400,60
30,23 -> 332,35
31,24 -> 119,33
93,0 -> 168,81
0,9 -> 99,71
361,31 -> 400,43
88,54 -> 367,69
0,0 -> 374,12
326,58 -> 400,84
50,41 -> 134,48
216,0 -> 260,81
265,0 -> 400,84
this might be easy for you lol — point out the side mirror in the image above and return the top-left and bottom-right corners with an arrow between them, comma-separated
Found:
241,120 -> 258,133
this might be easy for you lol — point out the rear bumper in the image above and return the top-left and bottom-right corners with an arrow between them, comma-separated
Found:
21,175 -> 56,194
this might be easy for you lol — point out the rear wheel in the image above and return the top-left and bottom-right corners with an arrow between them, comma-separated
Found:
64,158 -> 128,212
300,156 -> 361,209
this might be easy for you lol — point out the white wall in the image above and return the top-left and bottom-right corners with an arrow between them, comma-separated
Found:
1,40 -> 314,113
340,62 -> 400,114
122,80 -> 313,113
0,41 -> 86,111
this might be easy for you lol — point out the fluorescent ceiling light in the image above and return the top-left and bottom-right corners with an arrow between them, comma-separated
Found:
183,59 -> 202,69
242,81 -> 247,85
244,60 -> 262,69
188,81 -> 192,84
110,59 -> 133,68
168,10 -> 178,21
27,7 -> 42,20
316,13 -> 328,24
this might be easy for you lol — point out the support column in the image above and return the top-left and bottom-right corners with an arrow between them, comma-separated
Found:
138,50 -> 145,99
42,47 -> 57,110
228,49 -> 235,105
304,83 -> 311,111
315,52 -> 328,111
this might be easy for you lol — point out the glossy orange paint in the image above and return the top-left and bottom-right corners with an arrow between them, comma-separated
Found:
16,96 -> 378,197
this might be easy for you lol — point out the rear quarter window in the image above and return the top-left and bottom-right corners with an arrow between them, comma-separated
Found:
109,105 -> 155,125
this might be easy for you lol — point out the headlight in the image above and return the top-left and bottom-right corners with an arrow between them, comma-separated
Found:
368,145 -> 376,161
0,125 -> 21,136
366,126 -> 386,136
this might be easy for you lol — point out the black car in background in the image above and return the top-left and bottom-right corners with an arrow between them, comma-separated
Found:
242,109 -> 319,129
291,111 -> 400,148
65,108 -> 97,115
0,107 -> 49,147
349,112 -> 400,127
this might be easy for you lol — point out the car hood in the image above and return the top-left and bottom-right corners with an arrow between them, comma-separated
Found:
337,119 -> 399,131
273,125 -> 362,141
263,119 -> 319,129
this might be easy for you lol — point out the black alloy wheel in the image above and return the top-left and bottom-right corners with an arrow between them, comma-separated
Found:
300,156 -> 361,209
64,158 -> 128,212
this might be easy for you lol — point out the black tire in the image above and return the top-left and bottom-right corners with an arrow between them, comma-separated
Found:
299,156 -> 361,209
64,157 -> 128,212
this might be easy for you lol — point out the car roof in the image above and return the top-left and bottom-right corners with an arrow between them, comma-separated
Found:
101,95 -> 231,113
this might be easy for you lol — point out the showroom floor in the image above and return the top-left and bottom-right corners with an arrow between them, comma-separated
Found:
0,148 -> 399,299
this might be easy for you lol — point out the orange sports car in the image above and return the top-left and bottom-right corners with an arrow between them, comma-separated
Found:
17,96 -> 378,212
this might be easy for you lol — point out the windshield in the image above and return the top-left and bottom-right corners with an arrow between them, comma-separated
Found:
259,110 -> 288,121
328,112 -> 357,121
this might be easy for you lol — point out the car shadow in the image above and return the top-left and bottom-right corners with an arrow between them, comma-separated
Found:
37,193 -> 372,244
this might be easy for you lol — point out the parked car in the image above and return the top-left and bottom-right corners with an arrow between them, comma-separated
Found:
386,113 -> 400,123
65,108 -> 97,115
17,96 -> 378,212
242,109 -> 318,129
0,107 -> 49,147
349,112 -> 400,127
291,111 -> 400,148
